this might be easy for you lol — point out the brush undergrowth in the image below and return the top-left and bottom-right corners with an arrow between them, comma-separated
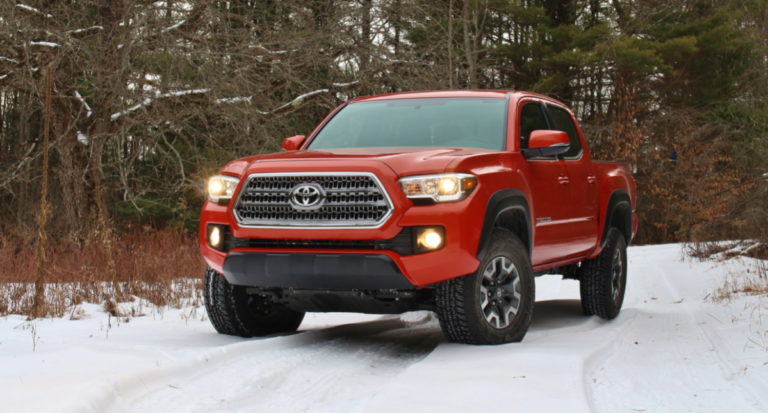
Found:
709,259 -> 768,303
0,228 -> 206,317
683,240 -> 767,302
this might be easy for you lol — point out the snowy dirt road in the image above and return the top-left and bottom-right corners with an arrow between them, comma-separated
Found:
2,244 -> 768,413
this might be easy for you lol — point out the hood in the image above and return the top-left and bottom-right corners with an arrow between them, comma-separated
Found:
220,147 -> 502,177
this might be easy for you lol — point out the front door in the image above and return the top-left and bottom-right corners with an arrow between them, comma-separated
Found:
518,101 -> 571,266
545,103 -> 599,258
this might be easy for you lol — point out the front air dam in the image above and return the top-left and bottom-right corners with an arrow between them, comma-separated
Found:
222,251 -> 416,290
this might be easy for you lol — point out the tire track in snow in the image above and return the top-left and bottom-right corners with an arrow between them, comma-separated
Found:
106,312 -> 443,413
360,296 -> 639,413
589,247 -> 767,413
654,261 -> 768,409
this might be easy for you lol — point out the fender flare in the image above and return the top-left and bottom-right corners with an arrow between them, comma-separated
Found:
476,189 -> 532,261
601,189 -> 633,248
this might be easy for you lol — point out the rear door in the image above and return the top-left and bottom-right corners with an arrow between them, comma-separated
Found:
517,100 -> 572,266
544,103 -> 599,257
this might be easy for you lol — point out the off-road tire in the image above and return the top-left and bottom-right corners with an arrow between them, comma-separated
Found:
203,266 -> 305,337
435,229 -> 535,345
579,228 -> 627,319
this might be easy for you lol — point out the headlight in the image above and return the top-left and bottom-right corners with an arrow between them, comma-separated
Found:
208,175 -> 239,204
399,173 -> 478,203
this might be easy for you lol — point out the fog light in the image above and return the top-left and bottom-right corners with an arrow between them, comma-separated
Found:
414,226 -> 445,253
209,226 -> 221,248
423,231 -> 442,249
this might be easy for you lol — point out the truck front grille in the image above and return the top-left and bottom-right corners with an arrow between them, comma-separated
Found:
233,173 -> 394,228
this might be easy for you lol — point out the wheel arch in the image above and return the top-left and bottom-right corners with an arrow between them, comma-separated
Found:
601,189 -> 633,248
477,189 -> 532,261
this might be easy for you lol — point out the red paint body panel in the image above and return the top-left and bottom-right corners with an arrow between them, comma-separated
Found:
528,130 -> 570,149
200,90 -> 637,287
282,135 -> 306,151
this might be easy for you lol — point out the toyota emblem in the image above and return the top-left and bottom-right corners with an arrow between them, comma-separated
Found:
290,183 -> 326,210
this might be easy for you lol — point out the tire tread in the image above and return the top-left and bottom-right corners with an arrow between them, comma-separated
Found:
579,228 -> 626,319
203,266 -> 304,337
204,267 -> 250,336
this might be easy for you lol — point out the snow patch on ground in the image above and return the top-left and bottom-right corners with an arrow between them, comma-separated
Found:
0,244 -> 766,413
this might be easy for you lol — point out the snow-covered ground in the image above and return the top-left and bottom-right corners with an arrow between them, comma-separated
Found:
1,244 -> 767,413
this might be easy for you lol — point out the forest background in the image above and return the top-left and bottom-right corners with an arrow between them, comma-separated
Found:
1,0 -> 767,315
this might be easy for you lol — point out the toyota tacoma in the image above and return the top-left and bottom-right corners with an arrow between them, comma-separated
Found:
201,90 -> 637,345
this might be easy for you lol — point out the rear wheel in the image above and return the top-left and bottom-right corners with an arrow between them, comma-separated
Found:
435,229 -> 535,345
579,228 -> 627,319
203,266 -> 305,337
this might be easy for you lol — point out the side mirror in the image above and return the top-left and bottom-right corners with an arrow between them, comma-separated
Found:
281,135 -> 306,151
522,130 -> 569,159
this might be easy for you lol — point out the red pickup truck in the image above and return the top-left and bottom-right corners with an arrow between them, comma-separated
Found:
201,90 -> 637,345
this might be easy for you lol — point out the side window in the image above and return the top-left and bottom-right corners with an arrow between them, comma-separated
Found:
519,102 -> 549,150
545,105 -> 583,159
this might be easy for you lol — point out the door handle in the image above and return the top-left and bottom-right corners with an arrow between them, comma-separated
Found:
558,175 -> 570,186
587,174 -> 597,186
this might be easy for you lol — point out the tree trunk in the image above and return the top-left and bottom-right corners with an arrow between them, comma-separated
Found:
361,0 -> 372,75
462,0 -> 477,89
16,91 -> 32,229
53,116 -> 90,238
448,0 -> 453,89
31,68 -> 53,320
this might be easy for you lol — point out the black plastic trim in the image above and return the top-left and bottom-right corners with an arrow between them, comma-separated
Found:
223,252 -> 416,290
476,189 -> 532,261
256,289 -> 427,314
223,227 -> 414,256
601,189 -> 633,248
522,144 -> 569,159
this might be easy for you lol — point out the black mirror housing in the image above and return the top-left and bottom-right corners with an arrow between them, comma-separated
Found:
522,143 -> 569,159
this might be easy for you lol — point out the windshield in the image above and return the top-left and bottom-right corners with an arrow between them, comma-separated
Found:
307,98 -> 507,150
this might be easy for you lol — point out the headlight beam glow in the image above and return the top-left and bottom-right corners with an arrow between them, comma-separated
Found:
398,173 -> 477,203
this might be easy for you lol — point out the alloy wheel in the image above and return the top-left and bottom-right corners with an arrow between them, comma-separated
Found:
479,256 -> 522,329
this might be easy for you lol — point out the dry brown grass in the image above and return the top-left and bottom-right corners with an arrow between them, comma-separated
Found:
0,228 -> 206,317
710,259 -> 768,304
685,240 -> 768,262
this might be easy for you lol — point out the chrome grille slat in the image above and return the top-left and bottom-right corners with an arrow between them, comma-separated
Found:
233,172 -> 394,228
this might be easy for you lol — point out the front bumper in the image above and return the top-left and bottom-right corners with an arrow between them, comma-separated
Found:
201,195 -> 485,288
200,164 -> 487,288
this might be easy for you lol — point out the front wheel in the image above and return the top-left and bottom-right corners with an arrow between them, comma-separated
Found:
579,228 -> 628,319
203,267 -> 305,337
435,229 -> 535,345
